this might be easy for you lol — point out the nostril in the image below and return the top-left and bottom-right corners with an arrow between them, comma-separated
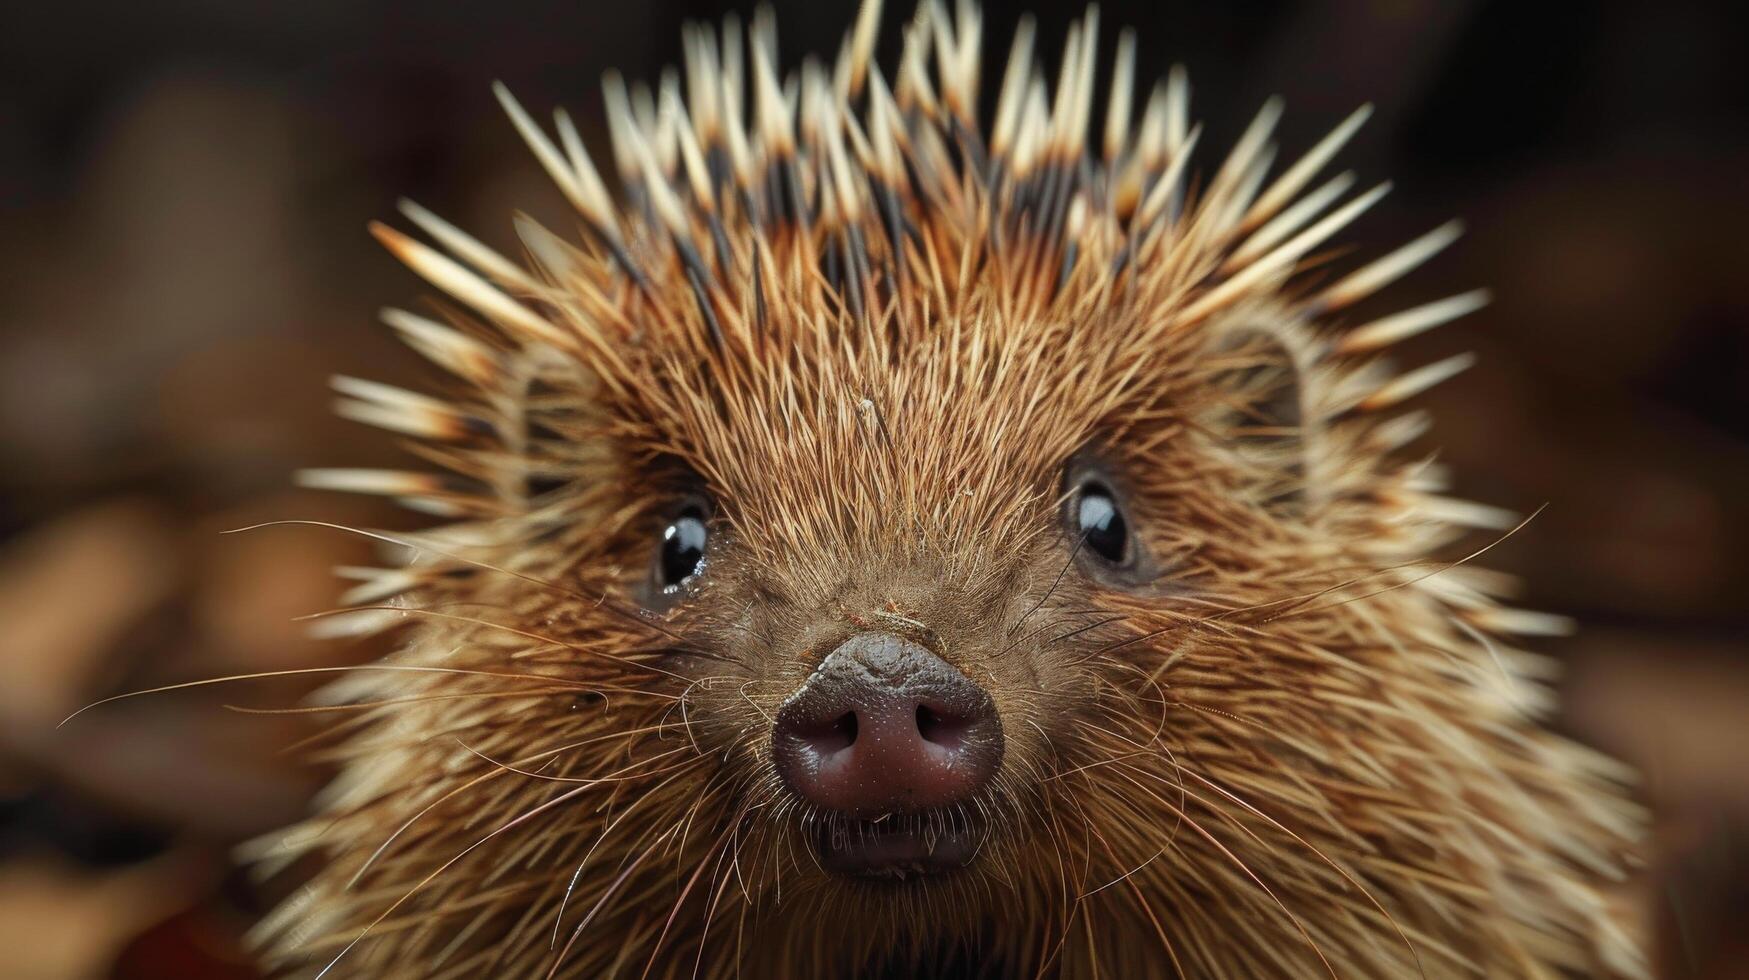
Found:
915,704 -> 965,749
828,711 -> 858,751
794,711 -> 858,754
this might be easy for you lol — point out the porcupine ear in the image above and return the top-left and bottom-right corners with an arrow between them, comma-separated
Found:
1200,315 -> 1320,517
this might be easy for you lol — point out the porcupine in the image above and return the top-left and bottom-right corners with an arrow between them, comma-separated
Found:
257,1 -> 1647,976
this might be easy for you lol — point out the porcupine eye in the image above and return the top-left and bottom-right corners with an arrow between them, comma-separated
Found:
1062,462 -> 1160,589
1073,482 -> 1131,565
657,506 -> 709,593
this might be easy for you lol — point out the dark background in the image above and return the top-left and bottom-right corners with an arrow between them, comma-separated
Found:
2,1 -> 1746,976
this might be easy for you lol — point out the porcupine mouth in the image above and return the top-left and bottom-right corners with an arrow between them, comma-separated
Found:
810,808 -> 983,880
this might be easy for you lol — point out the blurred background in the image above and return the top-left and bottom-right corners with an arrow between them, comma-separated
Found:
2,0 -> 1746,976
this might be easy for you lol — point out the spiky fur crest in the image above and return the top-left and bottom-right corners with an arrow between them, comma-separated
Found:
263,1 -> 1646,976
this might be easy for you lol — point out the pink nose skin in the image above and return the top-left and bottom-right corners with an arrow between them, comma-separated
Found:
772,632 -> 1003,817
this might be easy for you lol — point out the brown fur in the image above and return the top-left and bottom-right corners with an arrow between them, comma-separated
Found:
259,3 -> 1646,976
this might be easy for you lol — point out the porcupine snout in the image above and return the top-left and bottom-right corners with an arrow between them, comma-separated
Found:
771,632 -> 1003,818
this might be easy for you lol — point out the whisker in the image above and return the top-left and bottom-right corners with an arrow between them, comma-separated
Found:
549,761 -> 711,975
637,819 -> 729,980
1008,529 -> 1089,637
317,779 -> 603,979
1166,762 -> 1426,978
1261,505 -> 1547,624
222,687 -> 574,716
548,760 -> 709,959
1106,764 -> 1337,979
457,738 -> 692,785
59,664 -> 598,728
350,725 -> 675,889
225,519 -> 690,644
297,604 -> 699,683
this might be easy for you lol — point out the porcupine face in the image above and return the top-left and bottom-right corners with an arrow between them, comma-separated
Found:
266,1 -> 1648,977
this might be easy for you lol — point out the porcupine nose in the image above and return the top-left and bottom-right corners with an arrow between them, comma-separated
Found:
772,632 -> 1003,816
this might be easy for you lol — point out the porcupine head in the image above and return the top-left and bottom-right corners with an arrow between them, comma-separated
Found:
258,1 -> 1647,976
